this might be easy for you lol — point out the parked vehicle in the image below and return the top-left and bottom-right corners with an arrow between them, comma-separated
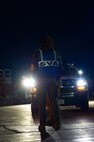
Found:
58,64 -> 89,111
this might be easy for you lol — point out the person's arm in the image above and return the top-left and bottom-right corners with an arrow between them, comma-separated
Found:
30,64 -> 36,73
30,51 -> 38,76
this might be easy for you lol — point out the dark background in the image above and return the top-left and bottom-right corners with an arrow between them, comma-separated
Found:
0,1 -> 94,82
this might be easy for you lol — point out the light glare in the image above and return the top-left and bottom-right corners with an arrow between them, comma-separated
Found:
77,79 -> 87,87
22,77 -> 36,88
78,70 -> 83,75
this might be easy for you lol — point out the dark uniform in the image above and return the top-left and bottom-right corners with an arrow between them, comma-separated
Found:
31,37 -> 64,137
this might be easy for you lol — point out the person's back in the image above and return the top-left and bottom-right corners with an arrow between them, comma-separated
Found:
31,36 -> 63,140
31,36 -> 63,79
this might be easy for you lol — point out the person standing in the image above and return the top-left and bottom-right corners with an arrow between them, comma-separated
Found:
30,36 -> 64,138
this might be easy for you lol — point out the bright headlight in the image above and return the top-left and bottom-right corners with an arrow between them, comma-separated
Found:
76,79 -> 87,87
22,77 -> 36,88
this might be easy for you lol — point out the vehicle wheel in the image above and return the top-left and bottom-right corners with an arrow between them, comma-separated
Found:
79,97 -> 89,111
31,103 -> 38,114
31,95 -> 39,123
31,95 -> 39,114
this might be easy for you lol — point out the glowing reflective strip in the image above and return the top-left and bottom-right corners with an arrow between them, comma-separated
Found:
38,49 -> 43,61
39,49 -> 56,61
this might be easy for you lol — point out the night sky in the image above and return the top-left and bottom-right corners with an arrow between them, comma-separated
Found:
0,1 -> 94,81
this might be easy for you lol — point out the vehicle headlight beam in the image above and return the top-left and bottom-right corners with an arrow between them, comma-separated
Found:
77,79 -> 87,87
22,77 -> 36,88
76,78 -> 88,91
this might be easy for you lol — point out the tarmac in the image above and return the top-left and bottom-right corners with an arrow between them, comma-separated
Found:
0,104 -> 94,142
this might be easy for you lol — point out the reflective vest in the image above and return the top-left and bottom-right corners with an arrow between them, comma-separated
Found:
37,49 -> 62,78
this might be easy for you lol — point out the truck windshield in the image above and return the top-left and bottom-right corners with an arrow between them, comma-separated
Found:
63,67 -> 79,76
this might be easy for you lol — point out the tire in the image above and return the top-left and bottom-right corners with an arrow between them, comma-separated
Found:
79,97 -> 89,111
76,92 -> 89,111
31,103 -> 38,114
31,95 -> 39,114
31,95 -> 39,123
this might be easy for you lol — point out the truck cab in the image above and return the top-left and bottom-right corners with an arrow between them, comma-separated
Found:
58,64 -> 89,111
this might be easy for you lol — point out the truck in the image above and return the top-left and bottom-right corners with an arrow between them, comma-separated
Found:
58,64 -> 89,111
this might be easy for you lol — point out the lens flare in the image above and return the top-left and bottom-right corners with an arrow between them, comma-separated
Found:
22,77 -> 36,88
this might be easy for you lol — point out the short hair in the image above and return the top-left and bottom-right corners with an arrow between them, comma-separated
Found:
40,36 -> 54,48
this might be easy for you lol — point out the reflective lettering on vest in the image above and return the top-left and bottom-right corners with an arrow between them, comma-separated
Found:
38,60 -> 59,67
